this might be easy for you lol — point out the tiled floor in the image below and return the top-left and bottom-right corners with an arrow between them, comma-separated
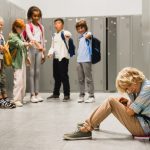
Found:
0,93 -> 149,150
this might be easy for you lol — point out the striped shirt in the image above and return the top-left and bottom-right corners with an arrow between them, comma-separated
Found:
129,80 -> 150,135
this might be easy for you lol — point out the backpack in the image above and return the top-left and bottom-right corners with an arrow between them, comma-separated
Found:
3,42 -> 17,67
61,31 -> 75,57
22,23 -> 43,41
91,36 -> 101,64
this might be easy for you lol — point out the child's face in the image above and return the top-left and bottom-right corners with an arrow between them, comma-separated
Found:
125,83 -> 141,94
76,27 -> 86,35
31,11 -> 41,24
0,21 -> 4,31
54,21 -> 64,32
15,27 -> 24,34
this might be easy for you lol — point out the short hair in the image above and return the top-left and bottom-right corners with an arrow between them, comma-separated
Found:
27,6 -> 42,20
76,20 -> 88,31
116,67 -> 145,93
12,19 -> 26,33
0,16 -> 4,23
54,18 -> 64,25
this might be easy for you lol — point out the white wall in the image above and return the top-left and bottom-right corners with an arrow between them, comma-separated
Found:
9,0 -> 142,18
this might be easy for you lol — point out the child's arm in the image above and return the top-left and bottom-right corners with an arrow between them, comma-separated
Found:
47,37 -> 55,58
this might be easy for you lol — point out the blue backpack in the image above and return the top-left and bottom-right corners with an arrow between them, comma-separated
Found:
91,36 -> 101,64
61,31 -> 75,57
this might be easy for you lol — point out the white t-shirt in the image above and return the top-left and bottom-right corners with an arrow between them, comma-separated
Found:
48,30 -> 71,61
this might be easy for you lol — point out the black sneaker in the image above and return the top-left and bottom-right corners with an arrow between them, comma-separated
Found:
63,96 -> 70,102
47,94 -> 59,99
0,99 -> 16,109
63,130 -> 92,140
77,123 -> 100,131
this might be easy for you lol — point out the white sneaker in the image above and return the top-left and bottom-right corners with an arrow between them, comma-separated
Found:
14,101 -> 23,107
30,96 -> 39,103
36,95 -> 44,102
85,97 -> 95,103
77,97 -> 84,103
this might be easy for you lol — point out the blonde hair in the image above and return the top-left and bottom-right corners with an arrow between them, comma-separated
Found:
116,67 -> 145,93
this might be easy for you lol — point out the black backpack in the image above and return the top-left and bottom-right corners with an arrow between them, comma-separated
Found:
61,31 -> 75,57
91,36 -> 101,64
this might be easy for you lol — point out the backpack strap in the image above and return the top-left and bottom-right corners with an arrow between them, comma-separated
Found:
28,22 -> 43,37
61,31 -> 69,50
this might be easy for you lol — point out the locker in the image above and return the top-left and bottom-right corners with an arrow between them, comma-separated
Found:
91,17 -> 106,91
65,18 -> 78,91
131,16 -> 143,70
106,17 -> 117,92
38,18 -> 54,92
117,16 -> 132,72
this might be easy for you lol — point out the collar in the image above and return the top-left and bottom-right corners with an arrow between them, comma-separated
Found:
56,29 -> 64,34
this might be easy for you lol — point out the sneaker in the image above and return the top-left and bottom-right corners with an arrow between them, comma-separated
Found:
30,96 -> 39,103
47,94 -> 59,99
77,97 -> 84,103
36,95 -> 44,102
14,101 -> 23,107
77,123 -> 100,131
0,99 -> 16,109
63,96 -> 70,102
63,130 -> 92,140
85,96 -> 95,103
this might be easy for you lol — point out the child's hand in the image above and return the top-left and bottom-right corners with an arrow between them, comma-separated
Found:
119,97 -> 129,106
26,57 -> 31,66
85,34 -> 92,39
0,45 -> 4,51
47,54 -> 53,59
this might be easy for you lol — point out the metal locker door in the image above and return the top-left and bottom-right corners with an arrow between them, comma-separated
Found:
132,16 -> 143,70
106,17 -> 117,92
39,18 -> 54,92
117,16 -> 132,72
3,0 -> 14,97
91,17 -> 106,91
65,18 -> 78,91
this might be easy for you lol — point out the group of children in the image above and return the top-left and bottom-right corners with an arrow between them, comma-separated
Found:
0,5 -> 149,139
0,6 -> 96,108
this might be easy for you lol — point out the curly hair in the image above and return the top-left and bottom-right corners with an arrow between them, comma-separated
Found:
12,19 -> 25,33
27,6 -> 42,20
116,67 -> 145,93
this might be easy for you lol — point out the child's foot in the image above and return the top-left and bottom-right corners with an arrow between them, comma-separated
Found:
63,96 -> 70,102
36,95 -> 44,102
0,99 -> 16,109
85,96 -> 95,103
63,130 -> 92,140
47,94 -> 59,99
77,123 -> 100,131
77,97 -> 84,103
14,101 -> 23,107
30,96 -> 39,103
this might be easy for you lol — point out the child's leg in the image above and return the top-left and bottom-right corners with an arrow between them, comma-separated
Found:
77,63 -> 85,97
29,48 -> 36,96
59,58 -> 70,96
82,97 -> 144,136
0,71 -> 7,99
53,59 -> 61,96
21,56 -> 26,101
82,62 -> 94,97
13,69 -> 24,102
34,52 -> 42,95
